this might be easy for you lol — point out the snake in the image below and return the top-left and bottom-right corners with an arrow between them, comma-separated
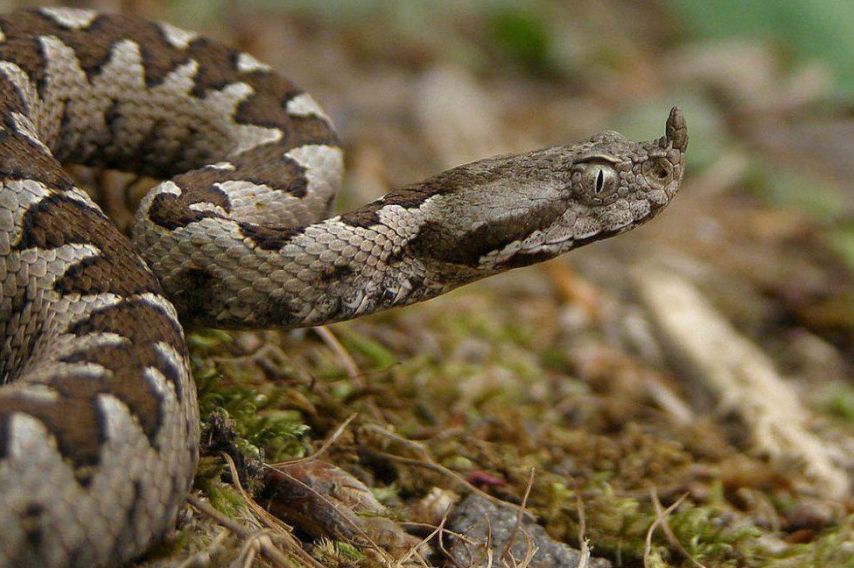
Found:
0,6 -> 687,567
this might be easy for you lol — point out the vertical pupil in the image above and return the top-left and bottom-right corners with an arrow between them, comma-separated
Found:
595,169 -> 605,193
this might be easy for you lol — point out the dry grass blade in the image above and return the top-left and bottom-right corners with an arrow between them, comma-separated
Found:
499,468 -> 535,563
218,452 -> 325,568
501,529 -> 537,568
438,514 -> 467,568
187,493 -> 299,568
393,512 -> 448,568
651,488 -> 706,568
175,528 -> 230,568
314,325 -> 384,419
363,423 -> 433,461
643,490 -> 690,568
273,412 -> 358,467
574,477 -> 591,568
485,517 -> 494,567
375,450 -> 536,520
313,326 -> 360,383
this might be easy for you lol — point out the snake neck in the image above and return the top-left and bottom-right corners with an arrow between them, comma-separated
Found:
151,202 -> 482,329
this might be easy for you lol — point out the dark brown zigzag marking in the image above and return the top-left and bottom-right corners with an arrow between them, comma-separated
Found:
0,12 -> 201,170
239,222 -> 306,251
169,268 -> 216,325
84,107 -> 221,177
103,116 -> 223,179
0,10 -> 337,174
0,18 -> 51,101
169,266 -> 300,328
184,38 -> 327,135
154,144 -> 329,247
237,104 -> 339,149
183,36 -> 245,99
176,36 -> 339,147
0,299 -> 185,484
101,107 -> 170,176
0,121 -> 75,190
286,114 -> 339,148
0,11 -> 193,94
338,185 -> 445,230
66,296 -> 187,403
337,158 -> 515,229
174,38 -> 338,151
183,36 -> 338,146
0,63 -> 30,116
0,386 -> 114,486
177,144 -> 311,196
14,194 -> 159,296
147,183 -> 230,230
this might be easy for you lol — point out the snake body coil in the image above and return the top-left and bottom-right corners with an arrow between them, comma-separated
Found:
0,7 -> 687,566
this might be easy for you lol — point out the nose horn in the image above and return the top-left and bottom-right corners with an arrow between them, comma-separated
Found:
665,107 -> 688,152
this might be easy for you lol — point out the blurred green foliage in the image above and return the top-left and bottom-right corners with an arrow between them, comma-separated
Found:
488,8 -> 553,73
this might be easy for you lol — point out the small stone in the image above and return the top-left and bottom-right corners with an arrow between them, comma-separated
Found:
446,495 -> 611,568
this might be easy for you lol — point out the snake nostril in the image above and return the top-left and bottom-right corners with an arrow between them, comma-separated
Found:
643,158 -> 672,183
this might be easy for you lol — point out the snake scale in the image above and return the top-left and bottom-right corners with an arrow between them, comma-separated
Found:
0,6 -> 687,567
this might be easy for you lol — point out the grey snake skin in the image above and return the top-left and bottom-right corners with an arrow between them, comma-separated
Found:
0,7 -> 688,567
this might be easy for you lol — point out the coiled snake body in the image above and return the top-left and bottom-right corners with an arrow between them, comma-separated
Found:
0,7 -> 687,567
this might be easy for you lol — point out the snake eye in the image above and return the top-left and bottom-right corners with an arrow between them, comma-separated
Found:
581,163 -> 618,202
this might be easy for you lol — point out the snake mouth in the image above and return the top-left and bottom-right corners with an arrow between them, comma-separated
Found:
543,235 -> 574,247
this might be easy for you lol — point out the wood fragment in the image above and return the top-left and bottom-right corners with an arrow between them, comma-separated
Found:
635,268 -> 850,499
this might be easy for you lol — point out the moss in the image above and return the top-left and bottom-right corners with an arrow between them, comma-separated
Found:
192,333 -> 311,465
763,515 -> 854,568
180,285 -> 851,567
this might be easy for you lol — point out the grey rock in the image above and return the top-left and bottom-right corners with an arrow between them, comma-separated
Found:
445,495 -> 611,568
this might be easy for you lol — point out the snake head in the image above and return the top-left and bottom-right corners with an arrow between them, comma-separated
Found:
395,108 -> 686,277
560,106 -> 687,239
465,107 -> 688,270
